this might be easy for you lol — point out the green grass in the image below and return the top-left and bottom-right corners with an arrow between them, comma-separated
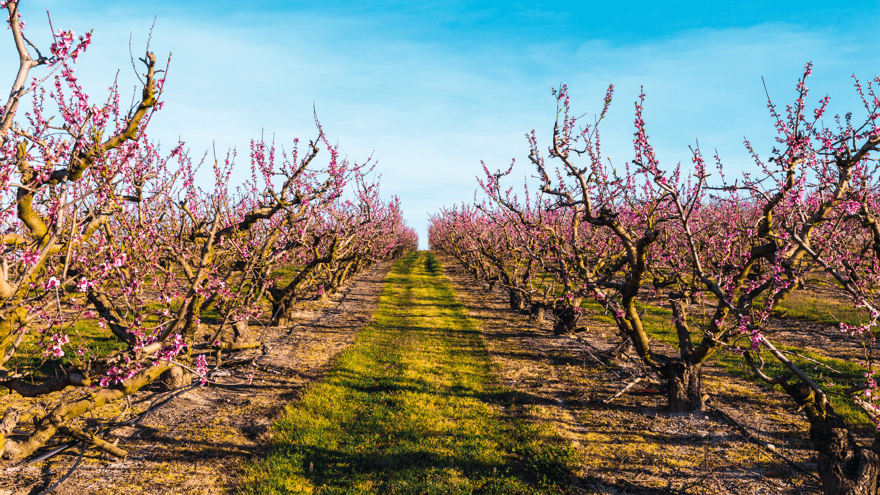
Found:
272,264 -> 308,289
772,290 -> 871,327
241,251 -> 577,494
10,317 -> 123,379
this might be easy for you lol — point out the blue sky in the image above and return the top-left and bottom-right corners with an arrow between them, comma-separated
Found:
4,1 -> 877,246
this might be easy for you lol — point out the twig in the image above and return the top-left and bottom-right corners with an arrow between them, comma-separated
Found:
26,441 -> 76,465
603,376 -> 644,403
709,404 -> 820,482
25,382 -> 198,466
37,441 -> 86,495
574,335 -> 622,377
126,382 -> 200,426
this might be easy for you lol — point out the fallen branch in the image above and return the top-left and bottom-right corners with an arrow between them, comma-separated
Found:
193,341 -> 261,351
60,427 -> 126,458
603,374 -> 664,403
21,381 -> 199,467
604,377 -> 644,404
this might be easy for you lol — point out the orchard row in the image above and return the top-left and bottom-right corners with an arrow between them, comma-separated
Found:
0,1 -> 417,462
429,69 -> 880,493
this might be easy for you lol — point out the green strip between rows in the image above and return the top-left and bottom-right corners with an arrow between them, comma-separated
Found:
240,251 -> 578,495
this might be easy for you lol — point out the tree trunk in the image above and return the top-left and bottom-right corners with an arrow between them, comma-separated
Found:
553,305 -> 578,336
508,289 -> 525,311
232,320 -> 255,344
775,380 -> 880,494
529,302 -> 547,323
161,365 -> 191,389
811,414 -> 880,495
0,408 -> 21,458
270,297 -> 295,327
665,360 -> 704,412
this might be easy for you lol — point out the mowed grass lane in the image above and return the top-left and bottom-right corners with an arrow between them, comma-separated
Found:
241,251 -> 577,494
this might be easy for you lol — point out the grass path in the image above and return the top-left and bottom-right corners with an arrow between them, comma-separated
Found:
241,252 -> 576,494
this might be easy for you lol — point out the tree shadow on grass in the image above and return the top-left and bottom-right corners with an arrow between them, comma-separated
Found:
423,253 -> 441,275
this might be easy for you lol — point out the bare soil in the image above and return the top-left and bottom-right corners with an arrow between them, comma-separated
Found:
1,261 -> 392,495
438,253 -> 825,495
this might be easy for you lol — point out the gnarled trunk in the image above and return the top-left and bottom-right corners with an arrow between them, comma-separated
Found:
529,302 -> 547,323
232,320 -> 255,344
811,413 -> 880,495
270,296 -> 296,327
508,289 -> 525,311
553,305 -> 578,336
161,365 -> 191,389
778,380 -> 880,494
665,360 -> 703,412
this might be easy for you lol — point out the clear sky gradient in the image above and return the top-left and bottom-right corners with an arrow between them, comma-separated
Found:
4,1 -> 877,247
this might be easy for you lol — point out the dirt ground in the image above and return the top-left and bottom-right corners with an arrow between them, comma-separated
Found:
1,261 -> 392,495
5,253 -> 867,495
437,253 -> 829,495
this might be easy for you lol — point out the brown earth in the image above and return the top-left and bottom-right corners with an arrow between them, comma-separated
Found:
1,261 -> 392,495
437,252 -> 825,495
5,253 -> 863,495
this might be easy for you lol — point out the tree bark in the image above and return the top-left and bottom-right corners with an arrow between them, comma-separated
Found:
161,365 -> 191,389
811,412 -> 880,495
777,380 -> 880,494
4,362 -> 171,460
665,360 -> 704,412
232,320 -> 256,345
508,289 -> 525,311
529,302 -> 547,323
553,305 -> 578,336
270,297 -> 295,327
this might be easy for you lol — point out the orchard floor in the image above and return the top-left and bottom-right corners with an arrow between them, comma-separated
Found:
3,252 -> 849,494
2,261 -> 394,495
438,252 -> 826,494
240,251 -> 578,494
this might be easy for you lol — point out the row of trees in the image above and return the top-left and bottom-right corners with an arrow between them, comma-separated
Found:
0,1 -> 417,463
429,68 -> 880,494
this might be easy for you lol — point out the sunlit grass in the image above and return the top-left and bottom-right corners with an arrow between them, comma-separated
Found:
10,317 -> 122,379
772,290 -> 870,327
241,252 -> 578,494
272,264 -> 307,289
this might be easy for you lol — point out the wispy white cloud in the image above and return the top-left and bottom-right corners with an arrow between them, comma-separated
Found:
0,2 -> 872,246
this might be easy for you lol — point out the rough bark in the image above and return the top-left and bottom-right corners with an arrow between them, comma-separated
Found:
0,407 -> 20,458
811,414 -> 880,495
232,320 -> 255,344
665,360 -> 704,412
774,379 -> 880,494
4,362 -> 171,460
553,305 -> 578,336
161,365 -> 191,389
508,289 -> 525,311
529,302 -> 547,323
270,297 -> 296,328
